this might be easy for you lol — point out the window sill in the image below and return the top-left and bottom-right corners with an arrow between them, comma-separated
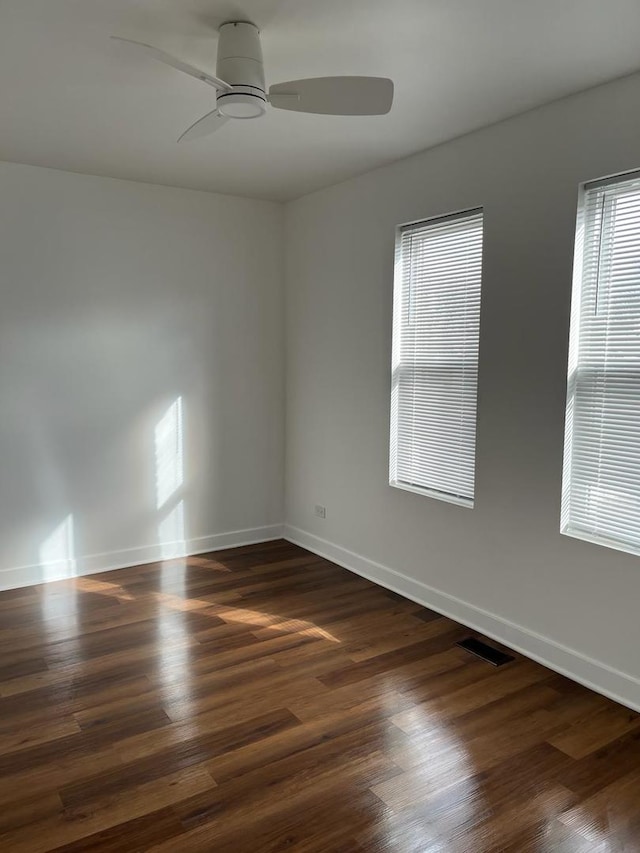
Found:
389,479 -> 474,509
561,525 -> 640,559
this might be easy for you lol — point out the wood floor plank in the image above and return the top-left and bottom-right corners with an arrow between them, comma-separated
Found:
0,539 -> 637,851
548,702 -> 640,759
0,715 -> 81,757
58,708 -> 299,810
1,765 -> 215,853
48,807 -> 185,853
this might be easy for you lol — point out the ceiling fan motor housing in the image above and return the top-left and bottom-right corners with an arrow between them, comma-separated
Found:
216,22 -> 266,119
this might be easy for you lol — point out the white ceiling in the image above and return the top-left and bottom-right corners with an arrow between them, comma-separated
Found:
2,0 -> 640,201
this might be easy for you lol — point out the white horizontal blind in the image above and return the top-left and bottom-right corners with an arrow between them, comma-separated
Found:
562,171 -> 640,555
390,209 -> 483,506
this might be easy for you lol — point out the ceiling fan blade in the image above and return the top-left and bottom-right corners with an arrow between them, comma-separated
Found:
178,109 -> 229,143
111,36 -> 232,92
269,76 -> 393,116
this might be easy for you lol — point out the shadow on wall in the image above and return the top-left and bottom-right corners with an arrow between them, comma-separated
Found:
36,395 -> 187,581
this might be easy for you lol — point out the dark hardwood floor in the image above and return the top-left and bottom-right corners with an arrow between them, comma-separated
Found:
0,539 -> 638,851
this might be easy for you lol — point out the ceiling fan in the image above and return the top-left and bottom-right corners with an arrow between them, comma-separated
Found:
112,21 -> 393,142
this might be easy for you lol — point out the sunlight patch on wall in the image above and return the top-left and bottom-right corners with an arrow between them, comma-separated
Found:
38,514 -> 78,626
155,397 -> 187,559
158,499 -> 186,560
38,514 -> 76,582
155,397 -> 184,511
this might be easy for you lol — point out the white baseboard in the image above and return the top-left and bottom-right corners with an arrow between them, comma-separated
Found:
284,524 -> 640,713
0,524 -> 284,592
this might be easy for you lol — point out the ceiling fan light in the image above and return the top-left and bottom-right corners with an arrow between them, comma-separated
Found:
217,91 -> 266,119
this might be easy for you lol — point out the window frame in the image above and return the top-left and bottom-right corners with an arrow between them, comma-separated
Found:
389,206 -> 484,509
561,169 -> 640,557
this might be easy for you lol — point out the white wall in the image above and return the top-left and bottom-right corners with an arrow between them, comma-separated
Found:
4,72 -> 640,709
284,71 -> 640,709
0,162 -> 284,589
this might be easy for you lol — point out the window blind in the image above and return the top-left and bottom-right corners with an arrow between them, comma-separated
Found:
390,209 -> 483,506
561,171 -> 640,555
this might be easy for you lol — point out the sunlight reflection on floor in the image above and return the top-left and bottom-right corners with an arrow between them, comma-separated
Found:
381,703 -> 481,847
76,576 -> 135,602
68,556 -> 340,645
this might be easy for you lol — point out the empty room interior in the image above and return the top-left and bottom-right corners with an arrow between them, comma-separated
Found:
3,1 -> 640,850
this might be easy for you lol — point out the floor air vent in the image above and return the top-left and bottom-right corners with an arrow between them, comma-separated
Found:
456,637 -> 514,667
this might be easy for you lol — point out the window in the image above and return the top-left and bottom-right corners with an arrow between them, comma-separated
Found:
390,208 -> 483,507
561,171 -> 640,556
